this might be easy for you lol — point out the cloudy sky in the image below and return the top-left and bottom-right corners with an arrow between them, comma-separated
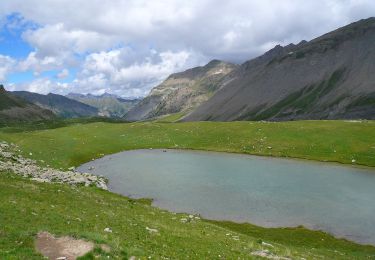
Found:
0,0 -> 374,97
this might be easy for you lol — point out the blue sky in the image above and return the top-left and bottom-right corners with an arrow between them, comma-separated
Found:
0,0 -> 374,97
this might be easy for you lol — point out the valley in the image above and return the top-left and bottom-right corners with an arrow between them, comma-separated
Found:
1,119 -> 375,259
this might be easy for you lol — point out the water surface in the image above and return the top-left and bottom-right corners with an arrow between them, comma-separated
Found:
77,149 -> 375,245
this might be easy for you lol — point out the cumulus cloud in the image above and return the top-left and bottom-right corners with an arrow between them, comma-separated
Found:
22,23 -> 116,57
0,0 -> 374,95
74,48 -> 200,96
0,54 -> 16,82
56,68 -> 69,79
7,77 -> 69,94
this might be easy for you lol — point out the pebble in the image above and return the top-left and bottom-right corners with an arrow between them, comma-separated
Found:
146,227 -> 158,233
104,227 -> 112,233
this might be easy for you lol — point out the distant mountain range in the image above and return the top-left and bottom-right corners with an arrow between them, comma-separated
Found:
124,60 -> 237,121
66,93 -> 139,118
2,18 -> 374,123
125,18 -> 375,122
0,85 -> 56,123
12,91 -> 98,118
183,18 -> 375,121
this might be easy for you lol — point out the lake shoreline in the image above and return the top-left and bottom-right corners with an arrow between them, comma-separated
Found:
78,149 -> 375,246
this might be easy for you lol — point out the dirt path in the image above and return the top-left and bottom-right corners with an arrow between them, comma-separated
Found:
35,232 -> 94,260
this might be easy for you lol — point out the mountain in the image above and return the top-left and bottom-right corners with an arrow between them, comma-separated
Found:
66,93 -> 139,118
124,60 -> 238,121
0,85 -> 55,123
183,18 -> 375,121
12,91 -> 98,118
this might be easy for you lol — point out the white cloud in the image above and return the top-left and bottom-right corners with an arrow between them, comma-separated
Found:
18,52 -> 68,73
75,48 -> 198,97
22,23 -> 116,57
0,0 -> 375,95
7,77 -> 69,94
0,54 -> 16,82
57,68 -> 69,79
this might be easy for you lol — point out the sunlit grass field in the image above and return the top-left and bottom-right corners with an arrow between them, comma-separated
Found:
0,120 -> 374,169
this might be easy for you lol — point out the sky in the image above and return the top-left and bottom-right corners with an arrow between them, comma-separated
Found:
0,0 -> 374,97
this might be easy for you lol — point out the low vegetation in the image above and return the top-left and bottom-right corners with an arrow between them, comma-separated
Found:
1,172 -> 375,259
0,119 -> 375,258
0,120 -> 374,169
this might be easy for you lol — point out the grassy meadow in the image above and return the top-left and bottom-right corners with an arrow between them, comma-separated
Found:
1,119 -> 375,258
0,120 -> 374,169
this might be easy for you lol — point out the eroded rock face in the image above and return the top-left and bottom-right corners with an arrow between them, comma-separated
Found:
35,231 -> 94,260
183,18 -> 375,122
0,141 -> 107,190
124,60 -> 238,121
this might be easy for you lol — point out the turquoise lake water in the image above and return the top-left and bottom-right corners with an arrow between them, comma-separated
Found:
77,149 -> 375,245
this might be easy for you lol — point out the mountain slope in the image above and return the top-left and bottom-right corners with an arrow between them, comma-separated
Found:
66,93 -> 139,118
124,60 -> 238,121
0,86 -> 55,122
183,18 -> 375,121
12,91 -> 98,118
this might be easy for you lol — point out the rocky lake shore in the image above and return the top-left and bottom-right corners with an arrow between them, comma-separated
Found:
0,141 -> 108,190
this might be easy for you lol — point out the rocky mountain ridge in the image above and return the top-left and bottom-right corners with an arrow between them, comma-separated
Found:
124,60 -> 238,121
67,93 -> 139,118
0,85 -> 56,123
12,91 -> 99,118
183,17 -> 375,121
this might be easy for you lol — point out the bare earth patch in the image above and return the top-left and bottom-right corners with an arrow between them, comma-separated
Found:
35,231 -> 94,260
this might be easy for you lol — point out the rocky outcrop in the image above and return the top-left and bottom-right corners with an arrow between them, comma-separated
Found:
0,141 -> 107,190
124,60 -> 238,121
183,18 -> 375,121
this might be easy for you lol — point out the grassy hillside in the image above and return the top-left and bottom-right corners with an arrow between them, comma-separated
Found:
1,172 -> 375,259
0,120 -> 374,169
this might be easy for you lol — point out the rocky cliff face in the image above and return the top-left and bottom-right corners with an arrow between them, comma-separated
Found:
12,91 -> 98,118
124,60 -> 238,121
183,18 -> 375,121
0,85 -> 56,123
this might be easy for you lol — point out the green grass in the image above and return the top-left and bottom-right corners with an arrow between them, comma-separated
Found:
154,112 -> 186,123
1,172 -> 375,259
0,120 -> 374,169
1,120 -> 375,258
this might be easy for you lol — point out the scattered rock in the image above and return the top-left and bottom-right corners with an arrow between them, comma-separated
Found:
262,241 -> 274,248
251,250 -> 290,260
0,142 -> 107,190
146,227 -> 158,233
35,231 -> 94,260
104,227 -> 112,233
